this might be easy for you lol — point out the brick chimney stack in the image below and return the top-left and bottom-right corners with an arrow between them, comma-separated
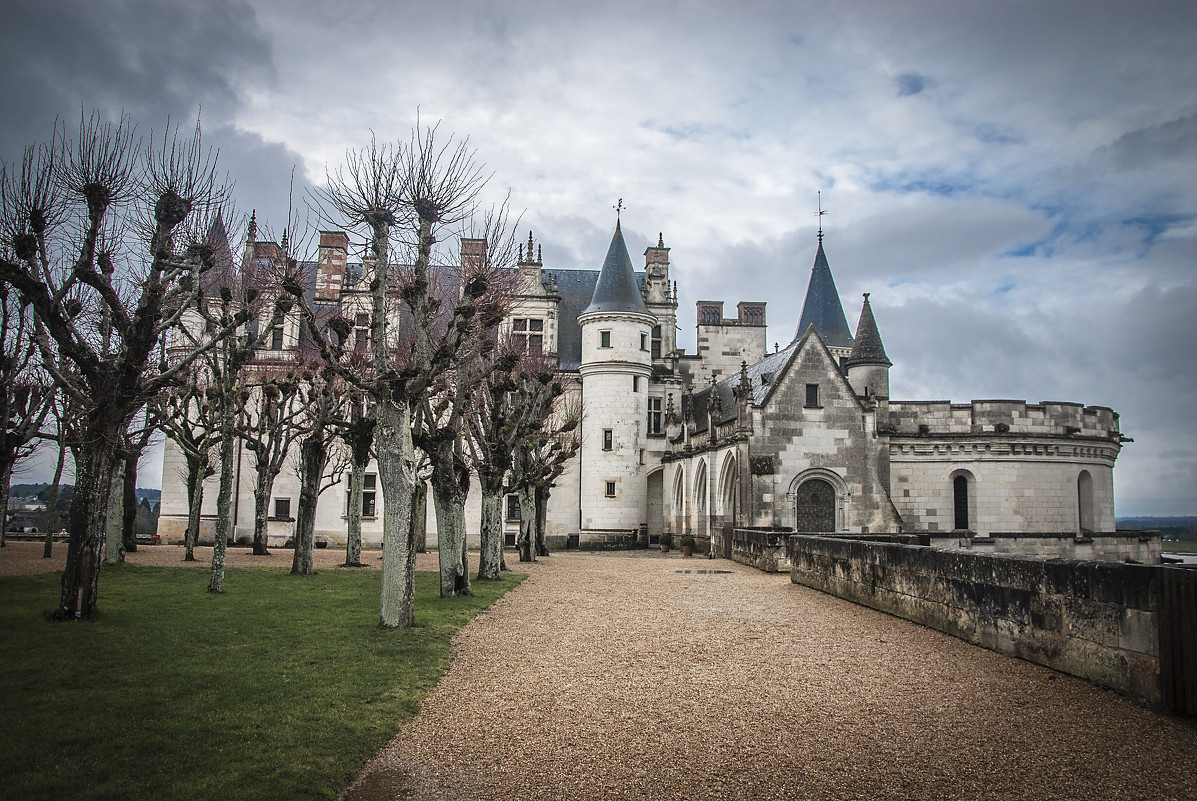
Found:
315,231 -> 349,301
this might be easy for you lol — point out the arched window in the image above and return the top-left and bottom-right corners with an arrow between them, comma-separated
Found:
694,461 -> 708,516
953,474 -> 970,530
673,467 -> 686,512
718,455 -> 738,519
1077,470 -> 1094,534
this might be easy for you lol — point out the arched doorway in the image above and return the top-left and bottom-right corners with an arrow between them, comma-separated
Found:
795,478 -> 836,533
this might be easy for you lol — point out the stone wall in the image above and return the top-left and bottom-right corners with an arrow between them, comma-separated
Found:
730,527 -> 794,573
926,531 -> 1161,564
788,535 -> 1161,707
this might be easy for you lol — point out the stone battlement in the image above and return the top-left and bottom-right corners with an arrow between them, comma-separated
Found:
886,400 -> 1120,440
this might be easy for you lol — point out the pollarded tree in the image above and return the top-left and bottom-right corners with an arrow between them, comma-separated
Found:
152,366 -> 220,561
510,389 -> 581,563
0,112 -> 261,619
301,124 -> 499,627
291,359 -> 348,575
238,372 -> 305,556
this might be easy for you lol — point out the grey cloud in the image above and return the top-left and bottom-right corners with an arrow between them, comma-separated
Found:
896,72 -> 929,97
1094,114 -> 1197,171
0,0 -> 273,161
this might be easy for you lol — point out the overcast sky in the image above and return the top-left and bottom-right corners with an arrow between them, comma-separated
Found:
2,0 -> 1194,516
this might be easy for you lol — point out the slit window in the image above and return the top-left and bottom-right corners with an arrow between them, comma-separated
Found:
651,325 -> 662,358
953,475 -> 970,530
602,429 -> 613,451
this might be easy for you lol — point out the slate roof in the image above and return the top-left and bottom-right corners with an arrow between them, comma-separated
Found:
583,222 -> 650,316
845,293 -> 891,368
687,340 -> 800,432
792,239 -> 854,349
543,267 -> 646,370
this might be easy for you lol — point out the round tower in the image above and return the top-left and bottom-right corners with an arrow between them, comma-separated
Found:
846,293 -> 892,399
578,220 -> 657,534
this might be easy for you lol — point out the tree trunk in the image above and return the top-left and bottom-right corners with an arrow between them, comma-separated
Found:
345,455 -> 365,566
535,484 -> 550,557
516,485 -> 537,563
209,416 -> 237,593
184,454 -> 205,562
431,470 -> 469,597
53,438 -> 117,620
476,486 -> 504,580
103,460 -> 126,565
376,398 -> 415,628
412,476 -> 428,553
251,463 -> 273,556
121,454 -> 138,553
0,465 -> 10,550
42,441 -> 67,558
292,434 -> 326,576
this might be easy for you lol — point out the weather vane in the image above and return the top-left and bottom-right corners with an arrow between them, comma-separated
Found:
817,190 -> 827,243
614,198 -> 625,222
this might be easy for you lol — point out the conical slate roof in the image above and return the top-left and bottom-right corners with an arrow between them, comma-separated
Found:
583,221 -> 648,315
792,239 -> 854,348
846,293 -> 891,367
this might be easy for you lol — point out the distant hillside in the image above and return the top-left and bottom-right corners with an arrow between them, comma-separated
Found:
8,483 -> 160,507
1117,517 -> 1197,541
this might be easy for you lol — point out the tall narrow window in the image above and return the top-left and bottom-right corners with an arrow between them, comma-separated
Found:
271,327 -> 284,350
1077,471 -> 1094,533
647,397 -> 662,435
505,494 -> 521,521
362,474 -> 377,517
602,429 -> 613,451
805,383 -> 819,408
605,481 -> 617,498
632,376 -> 640,392
640,332 -> 648,351
953,475 -> 970,530
651,325 -> 662,359
600,330 -> 612,348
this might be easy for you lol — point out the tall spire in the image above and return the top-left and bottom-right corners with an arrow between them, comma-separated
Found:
792,232 -> 854,347
584,219 -> 648,315
846,293 -> 891,367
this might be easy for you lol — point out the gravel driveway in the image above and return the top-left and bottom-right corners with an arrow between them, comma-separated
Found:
342,550 -> 1196,801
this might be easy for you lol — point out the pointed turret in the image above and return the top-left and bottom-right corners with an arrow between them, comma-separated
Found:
846,293 -> 891,368
792,237 -> 854,350
584,220 -> 648,315
846,293 -> 891,399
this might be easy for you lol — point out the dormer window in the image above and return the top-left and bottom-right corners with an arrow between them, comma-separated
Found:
513,318 -> 543,355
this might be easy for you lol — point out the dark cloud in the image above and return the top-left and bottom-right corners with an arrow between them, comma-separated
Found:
895,72 -> 929,97
0,0 -> 273,162
1094,114 -> 1197,171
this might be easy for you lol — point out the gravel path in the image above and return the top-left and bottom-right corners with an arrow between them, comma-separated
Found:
342,551 -> 1197,801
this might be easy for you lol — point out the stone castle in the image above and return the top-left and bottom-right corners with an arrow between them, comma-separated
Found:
158,216 -> 1135,560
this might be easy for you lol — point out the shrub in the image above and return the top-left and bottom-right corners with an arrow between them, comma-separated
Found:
659,533 -> 673,548
680,535 -> 696,548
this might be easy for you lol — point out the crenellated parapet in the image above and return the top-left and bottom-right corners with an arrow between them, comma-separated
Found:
886,400 -> 1122,442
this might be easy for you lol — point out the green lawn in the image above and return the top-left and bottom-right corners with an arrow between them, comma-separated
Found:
0,563 -> 523,801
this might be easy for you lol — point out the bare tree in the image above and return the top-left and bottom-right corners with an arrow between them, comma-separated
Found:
0,111 -> 269,618
339,390 -> 374,567
238,372 -> 304,555
153,367 -> 219,561
290,360 -> 345,575
510,390 -> 581,563
303,123 -> 497,626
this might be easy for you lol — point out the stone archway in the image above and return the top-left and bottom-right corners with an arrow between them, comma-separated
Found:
794,478 -> 836,533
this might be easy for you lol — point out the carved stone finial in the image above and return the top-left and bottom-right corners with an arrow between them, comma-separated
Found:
537,244 -> 542,263
247,210 -> 257,241
657,232 -> 664,248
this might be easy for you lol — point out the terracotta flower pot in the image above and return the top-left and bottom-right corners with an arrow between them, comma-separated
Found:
682,545 -> 693,557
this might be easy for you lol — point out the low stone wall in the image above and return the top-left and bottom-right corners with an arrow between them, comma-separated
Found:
731,527 -> 795,573
925,531 -> 1162,564
789,535 -> 1161,707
